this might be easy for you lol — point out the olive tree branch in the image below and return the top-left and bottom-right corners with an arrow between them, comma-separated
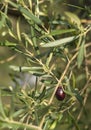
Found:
25,48 -> 59,82
48,52 -> 78,105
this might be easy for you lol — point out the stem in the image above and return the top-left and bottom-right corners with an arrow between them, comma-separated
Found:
77,91 -> 88,121
4,118 -> 42,130
48,53 -> 78,105
39,114 -> 47,128
25,48 -> 58,82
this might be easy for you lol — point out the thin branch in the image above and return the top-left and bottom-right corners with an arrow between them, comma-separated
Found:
77,91 -> 88,121
3,118 -> 42,130
71,42 -> 91,53
39,114 -> 47,128
80,76 -> 91,95
0,54 -> 17,64
25,48 -> 59,82
77,76 -> 91,121
48,53 -> 78,105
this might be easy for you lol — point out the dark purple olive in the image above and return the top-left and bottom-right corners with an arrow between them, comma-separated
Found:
55,86 -> 65,101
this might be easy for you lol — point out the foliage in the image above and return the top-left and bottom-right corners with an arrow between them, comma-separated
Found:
0,0 -> 91,130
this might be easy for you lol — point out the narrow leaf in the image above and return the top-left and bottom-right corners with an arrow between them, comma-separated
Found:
10,66 -> 43,71
68,111 -> 80,130
64,11 -> 81,28
9,1 -> 42,25
0,91 -> 7,118
9,66 -> 44,75
50,29 -> 76,36
0,12 -> 6,29
17,17 -> 21,41
41,29 -> 76,38
19,6 -> 42,25
12,109 -> 25,118
41,36 -> 77,47
77,39 -> 85,68
74,90 -> 83,104
0,41 -> 17,47
50,120 -> 57,130
1,119 -> 42,130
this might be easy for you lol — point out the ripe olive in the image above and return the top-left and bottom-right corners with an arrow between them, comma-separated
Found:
55,86 -> 65,101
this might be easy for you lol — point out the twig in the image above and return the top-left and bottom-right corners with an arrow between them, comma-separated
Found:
77,91 -> 88,121
48,52 -> 78,105
0,54 -> 17,64
81,19 -> 91,24
71,42 -> 91,53
39,114 -> 47,128
25,48 -> 59,82
86,53 -> 91,58
76,76 -> 91,121
4,118 -> 42,130
61,102 -> 75,113
84,45 -> 89,79
80,76 -> 91,95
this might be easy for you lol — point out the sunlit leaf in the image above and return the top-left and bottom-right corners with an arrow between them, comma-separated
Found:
9,65 -> 44,75
46,53 -> 53,67
50,120 -> 57,130
22,33 -> 33,46
10,66 -> 42,71
17,17 -> 21,41
64,11 -> 81,28
41,36 -> 77,47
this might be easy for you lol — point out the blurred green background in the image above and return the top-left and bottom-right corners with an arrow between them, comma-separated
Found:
0,0 -> 91,130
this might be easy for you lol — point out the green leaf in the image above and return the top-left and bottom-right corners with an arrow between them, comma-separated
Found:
73,90 -> 83,103
0,41 -> 17,47
19,7 -> 42,25
10,66 -> 42,71
41,36 -> 77,47
50,29 -> 76,35
46,53 -> 53,67
41,29 -> 76,38
38,105 -> 51,117
49,120 -> 57,130
22,33 -> 33,46
16,17 -> 21,41
68,111 -> 80,130
30,26 -> 40,55
64,90 -> 74,96
9,1 -> 42,25
1,119 -> 42,130
0,91 -> 7,118
9,66 -> 44,75
12,109 -> 25,118
77,39 -> 85,68
0,12 -> 6,29
64,11 -> 81,28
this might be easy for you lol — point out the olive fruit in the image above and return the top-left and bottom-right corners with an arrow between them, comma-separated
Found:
55,86 -> 65,101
